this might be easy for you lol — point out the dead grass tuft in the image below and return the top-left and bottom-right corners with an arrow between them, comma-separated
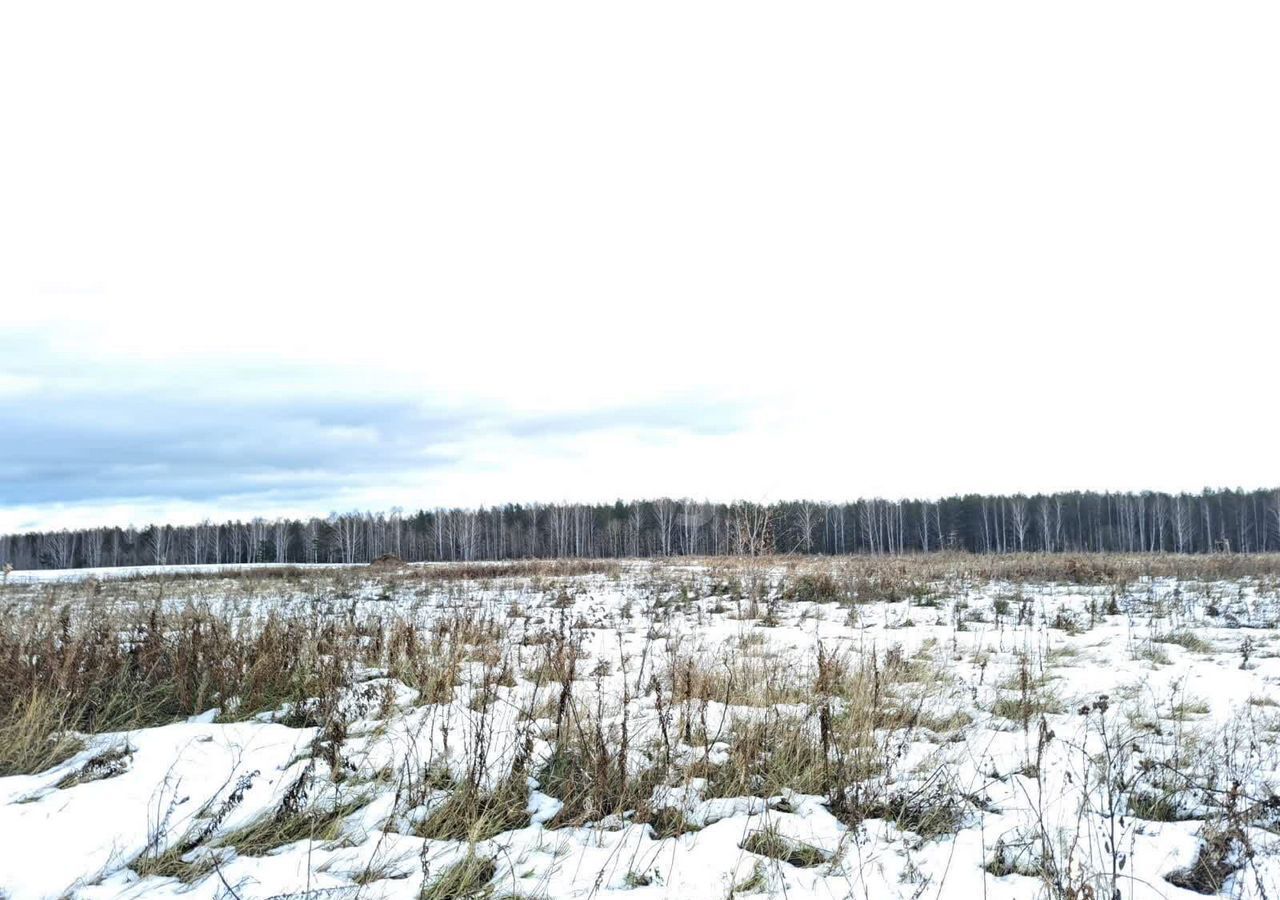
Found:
740,824 -> 828,868
421,851 -> 497,899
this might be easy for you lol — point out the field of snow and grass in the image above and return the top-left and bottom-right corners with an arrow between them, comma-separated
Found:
3,555 -> 1280,900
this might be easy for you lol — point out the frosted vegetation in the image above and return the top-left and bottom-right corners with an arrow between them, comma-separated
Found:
3,554 -> 1280,899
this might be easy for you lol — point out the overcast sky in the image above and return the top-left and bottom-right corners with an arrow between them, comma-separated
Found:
2,2 -> 1277,533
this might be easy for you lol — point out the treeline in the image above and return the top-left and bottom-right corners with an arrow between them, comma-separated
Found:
3,488 -> 1280,571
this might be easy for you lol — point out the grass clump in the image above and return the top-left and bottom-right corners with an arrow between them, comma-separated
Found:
916,708 -> 972,735
854,575 -> 930,604
1136,643 -> 1172,666
623,869 -> 655,887
984,837 -> 1047,879
703,716 -> 831,799
132,846 -> 218,883
417,777 -> 529,842
642,806 -> 700,839
992,693 -> 1060,718
740,824 -> 828,868
781,572 -> 850,605
209,761 -> 365,857
1155,631 -> 1212,653
1164,826 -> 1244,895
216,797 -> 364,856
1170,697 -> 1212,720
836,786 -> 967,840
1128,788 -> 1196,823
422,851 -> 497,899
0,604 -> 355,739
0,690 -> 83,777
55,742 -> 131,789
730,861 -> 768,894
991,656 -> 1062,728
534,691 -> 664,828
992,690 -> 1062,724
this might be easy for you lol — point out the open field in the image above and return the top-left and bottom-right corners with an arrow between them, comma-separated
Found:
3,554 -> 1280,899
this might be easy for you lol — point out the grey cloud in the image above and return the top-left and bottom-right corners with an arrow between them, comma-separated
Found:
1,391 -> 466,505
1,349 -> 747,510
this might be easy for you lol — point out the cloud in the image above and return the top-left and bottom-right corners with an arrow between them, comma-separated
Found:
2,394 -> 453,504
0,343 -> 750,524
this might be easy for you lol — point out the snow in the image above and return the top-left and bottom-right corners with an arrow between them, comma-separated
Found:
0,722 -> 313,899
2,563 -> 1279,899
2,562 -> 351,584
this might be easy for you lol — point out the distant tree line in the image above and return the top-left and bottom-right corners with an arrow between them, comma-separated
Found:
3,488 -> 1280,570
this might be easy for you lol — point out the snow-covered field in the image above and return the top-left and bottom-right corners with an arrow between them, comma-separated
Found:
2,558 -> 1279,900
3,562 -> 381,584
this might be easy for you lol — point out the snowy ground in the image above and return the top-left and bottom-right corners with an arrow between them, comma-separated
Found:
2,559 -> 1280,899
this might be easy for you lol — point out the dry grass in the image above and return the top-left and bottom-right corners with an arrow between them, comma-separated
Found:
215,796 -> 365,856
740,824 -> 828,868
710,552 -> 1280,593
0,689 -> 83,777
54,742 -> 131,789
132,845 -> 218,883
416,777 -> 530,843
386,610 -> 508,705
421,851 -> 498,899
836,781 -> 968,838
534,692 -> 664,828
0,594 -> 523,776
701,650 -> 946,803
1154,630 -> 1213,653
0,604 -> 358,737
668,647 -> 812,708
4,553 -> 1279,897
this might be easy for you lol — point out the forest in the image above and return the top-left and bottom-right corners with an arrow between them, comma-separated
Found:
4,488 -> 1279,571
